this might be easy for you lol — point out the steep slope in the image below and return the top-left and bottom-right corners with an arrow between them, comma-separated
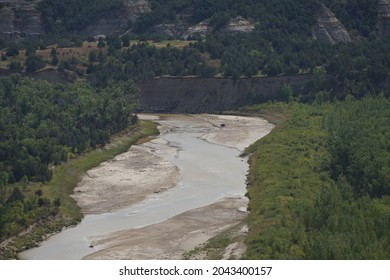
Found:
0,0 -> 150,40
312,4 -> 352,44
378,0 -> 390,38
78,0 -> 150,36
0,0 -> 44,40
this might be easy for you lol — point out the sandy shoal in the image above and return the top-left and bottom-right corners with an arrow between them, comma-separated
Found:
84,196 -> 247,259
71,141 -> 181,215
74,114 -> 274,259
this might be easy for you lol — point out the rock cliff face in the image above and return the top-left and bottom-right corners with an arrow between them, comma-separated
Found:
378,0 -> 390,38
80,0 -> 150,36
0,0 -> 150,40
312,4 -> 352,44
181,17 -> 255,40
137,75 -> 312,113
0,0 -> 44,40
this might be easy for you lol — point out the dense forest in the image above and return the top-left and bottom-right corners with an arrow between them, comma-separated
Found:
0,75 -> 139,244
243,98 -> 390,259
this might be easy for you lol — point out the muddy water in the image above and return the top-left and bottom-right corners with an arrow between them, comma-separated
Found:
20,115 -> 269,260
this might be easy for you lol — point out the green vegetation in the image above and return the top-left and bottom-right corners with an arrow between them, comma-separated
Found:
0,74 -> 149,258
0,75 -> 139,184
38,0 -> 124,34
0,119 -> 158,259
184,223 -> 246,260
136,0 -> 319,34
321,0 -> 378,37
88,42 -> 215,85
243,99 -> 390,259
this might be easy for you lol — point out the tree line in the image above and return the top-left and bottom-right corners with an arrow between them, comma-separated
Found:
0,74 -> 139,244
87,42 -> 215,87
0,75 -> 139,185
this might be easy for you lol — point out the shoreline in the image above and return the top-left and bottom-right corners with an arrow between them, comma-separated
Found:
80,114 -> 274,260
9,120 -> 159,260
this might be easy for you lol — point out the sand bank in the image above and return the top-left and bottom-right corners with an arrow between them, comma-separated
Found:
74,114 -> 274,259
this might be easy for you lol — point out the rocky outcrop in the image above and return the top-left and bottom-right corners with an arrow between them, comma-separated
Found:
0,0 -> 44,41
181,17 -> 255,40
222,17 -> 255,33
147,23 -> 182,38
378,0 -> 390,38
137,75 -> 312,113
312,4 -> 352,44
181,19 -> 211,40
0,0 -> 150,40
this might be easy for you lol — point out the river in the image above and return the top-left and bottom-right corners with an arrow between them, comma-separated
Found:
20,114 -> 274,260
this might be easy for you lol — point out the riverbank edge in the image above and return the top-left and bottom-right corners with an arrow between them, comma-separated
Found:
0,120 -> 159,259
182,106 -> 288,259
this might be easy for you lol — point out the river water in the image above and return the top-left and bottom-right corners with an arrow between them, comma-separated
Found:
20,114 -> 272,260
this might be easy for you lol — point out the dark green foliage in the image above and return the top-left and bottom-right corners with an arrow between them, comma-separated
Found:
7,188 -> 24,203
303,180 -> 390,259
1,53 -> 6,61
5,46 -> 19,57
25,55 -> 45,73
0,75 -> 139,184
8,61 -> 22,72
244,101 -> 390,259
88,42 -> 214,85
97,38 -> 106,48
54,198 -> 61,207
321,0 -> 378,37
141,0 -> 319,31
88,51 -> 97,62
0,74 -> 140,245
38,0 -> 124,34
121,36 -> 130,47
25,46 -> 37,57
51,54 -> 59,66
326,96 -> 390,198
129,0 -> 389,98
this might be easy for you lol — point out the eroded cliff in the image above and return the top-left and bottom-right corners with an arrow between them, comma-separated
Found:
0,0 -> 44,40
312,4 -> 352,44
138,75 -> 312,113
0,0 -> 150,40
378,0 -> 390,38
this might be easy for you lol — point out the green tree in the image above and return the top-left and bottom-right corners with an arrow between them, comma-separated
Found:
9,61 -> 23,72
7,187 -> 24,203
25,55 -> 45,73
6,45 -> 19,57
